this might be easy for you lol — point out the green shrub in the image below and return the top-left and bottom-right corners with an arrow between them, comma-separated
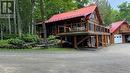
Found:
22,34 -> 40,43
47,35 -> 60,47
0,40 -> 11,48
4,34 -> 19,39
8,38 -> 25,45
48,35 -> 56,41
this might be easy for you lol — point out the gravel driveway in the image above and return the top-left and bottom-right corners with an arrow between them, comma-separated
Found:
0,44 -> 130,73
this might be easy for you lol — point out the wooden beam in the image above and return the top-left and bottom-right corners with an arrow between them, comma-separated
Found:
64,26 -> 66,33
58,26 -> 60,33
60,37 -> 63,47
95,35 -> 99,48
111,34 -> 114,44
65,35 -> 67,41
94,24 -> 96,32
122,35 -> 125,43
74,35 -> 78,49
86,20 -> 89,31
109,35 -> 111,45
102,35 -> 104,47
77,36 -> 88,45
106,35 -> 108,45
104,35 -> 107,47
90,36 -> 92,47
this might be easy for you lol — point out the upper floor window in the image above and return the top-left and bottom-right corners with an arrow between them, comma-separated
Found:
89,13 -> 95,21
129,26 -> 130,29
89,12 -> 99,25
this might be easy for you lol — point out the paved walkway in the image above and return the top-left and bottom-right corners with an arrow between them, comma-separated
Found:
0,44 -> 130,73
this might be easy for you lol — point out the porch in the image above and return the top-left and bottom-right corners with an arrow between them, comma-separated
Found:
57,21 -> 110,36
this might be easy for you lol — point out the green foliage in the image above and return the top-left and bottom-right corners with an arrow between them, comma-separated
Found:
22,34 -> 40,43
0,40 -> 11,48
98,0 -> 112,26
4,34 -> 19,39
47,35 -> 59,47
75,0 -> 89,8
43,48 -> 75,51
34,0 -> 78,20
110,9 -> 121,22
8,38 -> 25,45
118,1 -> 130,23
18,0 -> 32,33
48,35 -> 56,41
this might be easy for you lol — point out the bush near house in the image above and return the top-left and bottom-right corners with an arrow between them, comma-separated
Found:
0,34 -> 41,49
47,35 -> 60,47
22,34 -> 40,43
4,34 -> 19,39
0,34 -> 61,49
0,40 -> 11,48
7,38 -> 25,48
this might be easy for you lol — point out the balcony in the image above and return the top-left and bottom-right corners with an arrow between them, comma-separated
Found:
57,21 -> 110,35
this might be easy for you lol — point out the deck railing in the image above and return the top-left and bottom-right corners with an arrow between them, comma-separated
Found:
119,30 -> 130,33
58,21 -> 109,34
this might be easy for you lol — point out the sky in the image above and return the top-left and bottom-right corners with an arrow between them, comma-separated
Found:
109,0 -> 130,9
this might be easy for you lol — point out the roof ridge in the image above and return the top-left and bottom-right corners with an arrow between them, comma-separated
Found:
52,5 -> 96,16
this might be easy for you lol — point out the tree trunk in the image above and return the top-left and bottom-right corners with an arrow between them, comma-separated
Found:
8,15 -> 11,34
31,0 -> 35,34
14,1 -> 17,34
0,23 -> 3,40
40,0 -> 48,48
29,25 -> 31,34
16,0 -> 22,37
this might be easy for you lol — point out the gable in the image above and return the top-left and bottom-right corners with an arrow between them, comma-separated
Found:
88,11 -> 101,25
110,21 -> 129,33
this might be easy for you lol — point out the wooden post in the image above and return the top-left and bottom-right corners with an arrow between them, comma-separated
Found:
111,34 -> 114,44
94,24 -> 96,32
65,35 -> 67,41
90,36 -> 92,47
102,35 -> 104,47
74,35 -> 78,49
104,35 -> 107,47
60,37 -> 63,47
58,26 -> 59,33
86,20 -> 89,32
122,35 -> 125,43
106,35 -> 108,45
110,35 -> 112,44
64,26 -> 66,33
109,35 -> 111,45
96,35 -> 99,48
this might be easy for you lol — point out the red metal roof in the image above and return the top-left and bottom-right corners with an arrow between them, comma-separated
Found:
110,20 -> 127,33
45,4 -> 97,23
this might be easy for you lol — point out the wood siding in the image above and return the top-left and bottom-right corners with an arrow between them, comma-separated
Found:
111,22 -> 130,44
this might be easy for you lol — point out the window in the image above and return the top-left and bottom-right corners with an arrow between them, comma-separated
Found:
89,13 -> 95,21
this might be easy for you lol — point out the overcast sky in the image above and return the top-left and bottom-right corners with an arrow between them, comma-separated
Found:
109,0 -> 130,9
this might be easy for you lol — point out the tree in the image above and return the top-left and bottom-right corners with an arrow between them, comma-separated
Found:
34,0 -> 78,20
118,1 -> 130,23
75,0 -> 89,8
110,9 -> 121,22
39,0 -> 48,48
98,0 -> 112,26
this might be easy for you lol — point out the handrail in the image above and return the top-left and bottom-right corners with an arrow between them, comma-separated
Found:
57,21 -> 109,34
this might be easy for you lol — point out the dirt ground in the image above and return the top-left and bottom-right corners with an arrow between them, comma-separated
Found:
0,44 -> 130,73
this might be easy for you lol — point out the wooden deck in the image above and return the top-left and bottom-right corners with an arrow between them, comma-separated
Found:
57,21 -> 110,36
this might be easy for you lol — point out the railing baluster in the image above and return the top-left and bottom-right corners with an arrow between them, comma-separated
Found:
57,21 -> 109,34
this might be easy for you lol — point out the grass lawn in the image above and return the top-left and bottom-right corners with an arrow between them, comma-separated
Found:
0,47 -> 76,52
42,47 -> 76,51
